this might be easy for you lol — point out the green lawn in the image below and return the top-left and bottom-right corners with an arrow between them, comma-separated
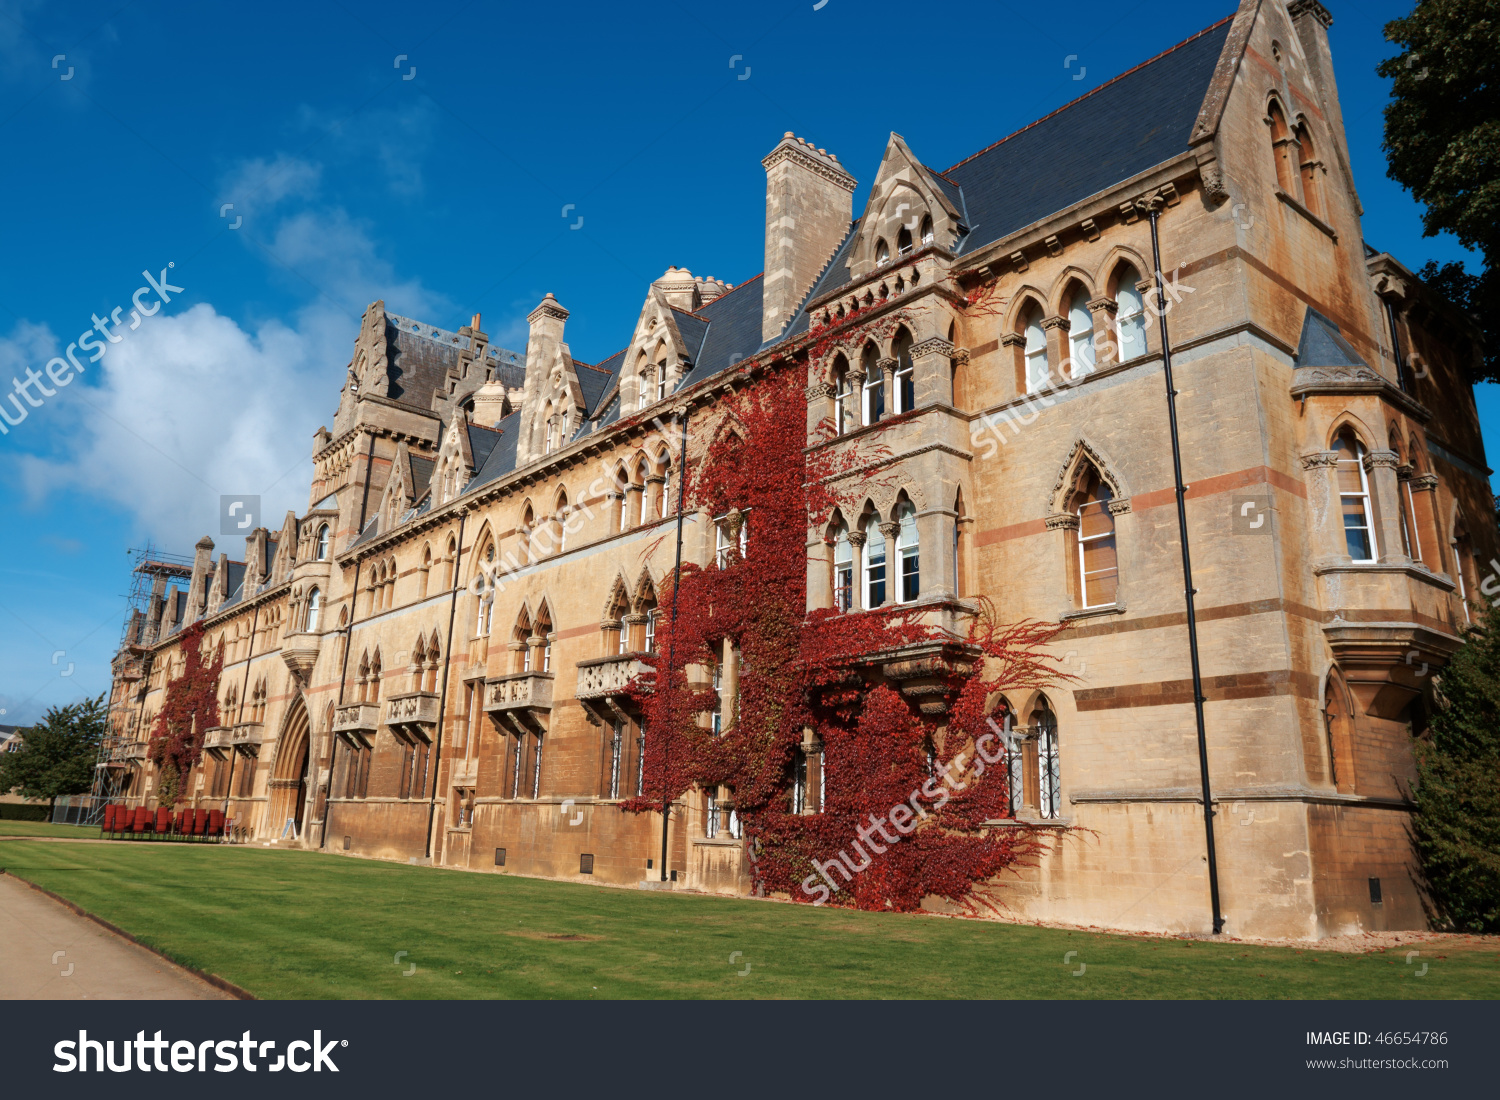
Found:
0,820 -> 101,839
1,840 -> 1494,999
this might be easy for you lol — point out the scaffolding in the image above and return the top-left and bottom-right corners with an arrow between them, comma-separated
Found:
84,545 -> 195,824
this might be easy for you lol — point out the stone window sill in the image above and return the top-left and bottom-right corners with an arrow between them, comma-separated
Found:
1274,188 -> 1337,241
1060,602 -> 1125,622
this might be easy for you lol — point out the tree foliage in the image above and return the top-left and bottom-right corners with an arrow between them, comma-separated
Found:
147,621 -> 223,807
1412,607 -> 1500,932
1380,0 -> 1500,381
0,695 -> 107,806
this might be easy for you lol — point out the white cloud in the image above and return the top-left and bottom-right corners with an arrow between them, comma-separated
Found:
16,303 -> 333,551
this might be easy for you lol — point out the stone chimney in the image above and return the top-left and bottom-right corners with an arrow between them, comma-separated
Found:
518,294 -> 569,465
470,379 -> 510,428
186,535 -> 214,622
761,133 -> 856,343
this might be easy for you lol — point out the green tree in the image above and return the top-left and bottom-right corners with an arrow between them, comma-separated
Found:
1413,610 -> 1500,931
1379,0 -> 1500,381
0,695 -> 107,811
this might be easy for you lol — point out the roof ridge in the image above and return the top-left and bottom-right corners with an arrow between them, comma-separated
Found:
699,272 -> 762,313
944,13 -> 1235,175
468,422 -> 503,436
579,359 -> 618,375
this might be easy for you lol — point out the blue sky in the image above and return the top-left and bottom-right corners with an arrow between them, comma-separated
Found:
0,0 -> 1489,726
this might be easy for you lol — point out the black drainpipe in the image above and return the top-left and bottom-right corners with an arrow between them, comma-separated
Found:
1146,201 -> 1223,935
424,512 -> 468,861
320,559 -> 361,850
659,409 -> 690,881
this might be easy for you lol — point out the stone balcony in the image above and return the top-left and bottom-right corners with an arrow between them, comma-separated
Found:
124,740 -> 149,762
281,631 -> 321,684
575,654 -> 649,725
229,722 -> 265,754
385,691 -> 440,741
333,702 -> 380,746
484,672 -> 554,734
202,726 -> 233,755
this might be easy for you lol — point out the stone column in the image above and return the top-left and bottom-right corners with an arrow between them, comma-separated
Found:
1000,332 -> 1026,395
807,533 -> 832,612
806,377 -> 835,439
910,336 -> 956,409
1364,450 -> 1406,565
846,529 -> 867,611
878,357 -> 897,420
1088,296 -> 1118,371
916,505 -> 958,600
721,637 -> 739,732
1040,316 -> 1069,388
1409,472 -> 1445,572
645,473 -> 666,521
1045,512 -> 1081,606
625,484 -> 645,529
848,366 -> 867,426
1300,451 -> 1342,561
878,519 -> 900,605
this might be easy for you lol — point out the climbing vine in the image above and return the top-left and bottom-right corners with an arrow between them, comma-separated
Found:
147,621 -> 223,807
625,364 -> 1071,914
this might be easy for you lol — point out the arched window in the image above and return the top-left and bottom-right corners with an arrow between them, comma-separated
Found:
635,459 -> 649,526
1068,289 -> 1095,377
543,401 -> 556,454
514,608 -> 533,673
1267,100 -> 1298,194
863,515 -> 887,609
875,238 -> 890,266
304,587 -> 322,632
895,501 -> 920,602
535,604 -> 553,674
369,653 -> 382,702
896,225 -> 913,255
315,524 -> 330,561
520,506 -> 534,565
444,535 -> 457,589
832,522 -> 853,611
419,544 -> 432,599
410,637 -> 427,692
1075,470 -> 1119,608
892,328 -> 915,414
920,215 -> 934,246
615,468 -> 630,533
636,352 -> 651,411
1115,268 -> 1147,362
1023,307 -> 1048,394
1295,120 -> 1321,216
1332,428 -> 1377,562
832,354 -> 853,435
1453,520 -> 1476,624
655,347 -> 668,402
475,541 -> 495,636
1032,698 -> 1060,819
424,633 -> 441,692
656,449 -> 672,517
861,344 -> 883,426
555,490 -> 570,554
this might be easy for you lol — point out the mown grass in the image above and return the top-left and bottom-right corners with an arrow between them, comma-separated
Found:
0,820 -> 101,839
1,840 -> 1495,1000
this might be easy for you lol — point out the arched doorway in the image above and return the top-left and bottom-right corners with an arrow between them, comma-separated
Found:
268,697 -> 312,840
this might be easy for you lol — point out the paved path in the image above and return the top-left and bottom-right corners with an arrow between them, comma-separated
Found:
0,873 -> 232,999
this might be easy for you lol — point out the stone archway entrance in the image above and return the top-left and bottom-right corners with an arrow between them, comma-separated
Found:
268,697 -> 311,840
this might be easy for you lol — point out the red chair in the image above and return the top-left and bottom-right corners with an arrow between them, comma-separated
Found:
175,809 -> 188,834
193,809 -> 207,835
133,807 -> 150,833
208,809 -> 224,836
102,805 -> 115,833
155,807 -> 171,834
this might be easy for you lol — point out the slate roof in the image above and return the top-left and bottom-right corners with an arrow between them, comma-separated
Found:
409,454 -> 435,500
383,313 -> 525,414
942,16 -> 1233,257
677,275 -> 765,387
1295,307 -> 1369,369
468,409 -> 523,492
577,352 -> 623,416
467,423 -> 504,471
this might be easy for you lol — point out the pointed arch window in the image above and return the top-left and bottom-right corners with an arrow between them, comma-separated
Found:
1332,428 -> 1377,563
896,225 -> 913,256
895,502 -> 920,602
863,515 -> 887,609
536,605 -> 553,673
832,355 -> 853,435
1024,309 -> 1048,394
1068,289 -> 1095,377
875,238 -> 890,266
892,328 -> 915,414
304,587 -> 322,633
1115,269 -> 1147,362
832,522 -> 854,611
1076,471 -> 1119,608
1033,699 -> 1061,820
920,215 -> 934,246
861,345 -> 884,425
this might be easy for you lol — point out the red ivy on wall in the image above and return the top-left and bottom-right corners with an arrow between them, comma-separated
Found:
147,621 -> 223,807
624,366 -> 1071,913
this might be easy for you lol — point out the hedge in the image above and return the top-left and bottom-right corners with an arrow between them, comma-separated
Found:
0,803 -> 51,821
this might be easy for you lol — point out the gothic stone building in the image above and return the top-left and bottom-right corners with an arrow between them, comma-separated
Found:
108,1 -> 1493,939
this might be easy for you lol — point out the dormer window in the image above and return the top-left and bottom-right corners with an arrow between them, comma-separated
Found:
896,226 -> 913,255
920,215 -> 934,246
875,238 -> 890,266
